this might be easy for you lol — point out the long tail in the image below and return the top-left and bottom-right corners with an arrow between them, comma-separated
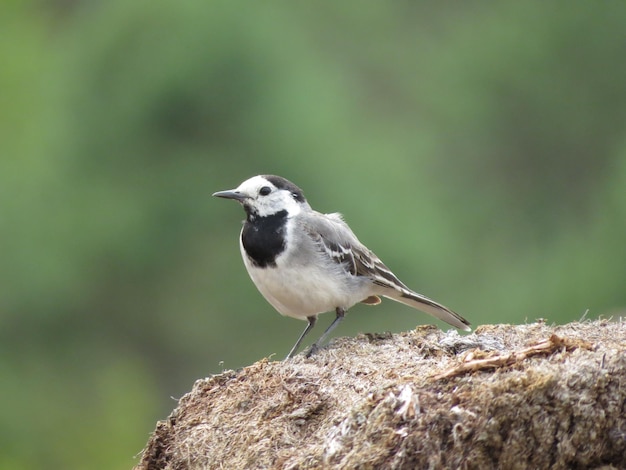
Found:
384,288 -> 471,331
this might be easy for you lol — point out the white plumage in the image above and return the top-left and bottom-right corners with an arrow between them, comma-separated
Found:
214,175 -> 470,359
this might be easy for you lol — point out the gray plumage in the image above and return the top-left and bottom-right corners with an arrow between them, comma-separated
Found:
213,175 -> 471,359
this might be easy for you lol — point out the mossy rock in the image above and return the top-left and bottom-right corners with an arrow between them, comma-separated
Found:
136,320 -> 626,469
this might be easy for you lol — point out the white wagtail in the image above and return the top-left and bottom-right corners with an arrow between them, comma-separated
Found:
213,175 -> 471,359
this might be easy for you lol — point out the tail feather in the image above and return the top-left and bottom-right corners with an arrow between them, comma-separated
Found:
384,288 -> 471,331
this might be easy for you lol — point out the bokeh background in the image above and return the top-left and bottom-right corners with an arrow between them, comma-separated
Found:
2,1 -> 626,468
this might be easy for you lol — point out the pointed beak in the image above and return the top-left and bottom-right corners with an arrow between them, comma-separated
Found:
212,189 -> 250,202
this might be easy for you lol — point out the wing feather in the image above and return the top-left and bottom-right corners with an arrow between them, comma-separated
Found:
302,211 -> 405,289
300,211 -> 471,331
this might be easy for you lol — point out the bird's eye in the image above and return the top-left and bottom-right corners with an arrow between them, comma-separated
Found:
259,186 -> 272,196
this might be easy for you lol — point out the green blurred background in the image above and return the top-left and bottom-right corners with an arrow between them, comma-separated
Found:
2,1 -> 626,468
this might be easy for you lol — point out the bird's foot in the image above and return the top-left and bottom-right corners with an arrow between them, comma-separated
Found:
305,343 -> 319,358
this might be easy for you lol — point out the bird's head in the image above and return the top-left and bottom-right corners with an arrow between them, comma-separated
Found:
213,175 -> 309,218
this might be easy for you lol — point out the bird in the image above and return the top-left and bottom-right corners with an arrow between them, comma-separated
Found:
213,175 -> 471,359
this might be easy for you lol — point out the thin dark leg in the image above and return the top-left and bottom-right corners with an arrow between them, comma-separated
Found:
306,307 -> 345,358
285,315 -> 317,360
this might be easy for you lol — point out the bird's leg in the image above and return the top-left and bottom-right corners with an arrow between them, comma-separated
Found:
306,307 -> 345,358
285,315 -> 317,360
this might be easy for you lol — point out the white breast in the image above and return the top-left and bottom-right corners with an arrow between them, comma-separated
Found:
239,237 -> 371,320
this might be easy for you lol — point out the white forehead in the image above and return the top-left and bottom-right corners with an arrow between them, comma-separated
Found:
233,175 -> 307,217
235,175 -> 274,194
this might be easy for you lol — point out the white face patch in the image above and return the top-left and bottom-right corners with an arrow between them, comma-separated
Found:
235,176 -> 303,218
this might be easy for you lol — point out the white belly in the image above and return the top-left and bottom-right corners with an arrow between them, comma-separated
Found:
242,251 -> 371,320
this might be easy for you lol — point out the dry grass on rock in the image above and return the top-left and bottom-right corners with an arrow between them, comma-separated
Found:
136,320 -> 626,469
